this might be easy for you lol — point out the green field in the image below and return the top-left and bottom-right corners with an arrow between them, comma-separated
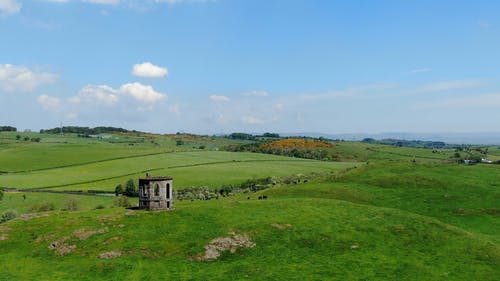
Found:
0,132 -> 499,280
0,151 -> 353,191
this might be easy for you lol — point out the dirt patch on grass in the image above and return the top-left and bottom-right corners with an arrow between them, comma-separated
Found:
97,214 -> 123,222
103,236 -> 122,245
0,234 -> 8,241
192,232 -> 256,261
483,209 -> 499,215
47,227 -> 109,256
126,249 -> 160,259
18,213 -> 50,221
35,234 -> 56,243
270,223 -> 292,230
72,227 -> 109,240
97,249 -> 159,259
48,237 -> 76,256
98,251 -> 122,259
0,226 -> 12,233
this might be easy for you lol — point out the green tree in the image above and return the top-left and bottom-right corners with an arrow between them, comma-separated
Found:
124,179 -> 138,197
15,135 -> 21,140
115,184 -> 123,196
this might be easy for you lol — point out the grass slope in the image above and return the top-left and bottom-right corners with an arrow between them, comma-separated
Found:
1,197 -> 498,281
261,161 -> 500,241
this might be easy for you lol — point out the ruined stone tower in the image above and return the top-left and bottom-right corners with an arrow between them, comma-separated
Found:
138,174 -> 173,210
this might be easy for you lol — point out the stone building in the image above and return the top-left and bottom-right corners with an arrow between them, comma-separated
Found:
138,175 -> 173,210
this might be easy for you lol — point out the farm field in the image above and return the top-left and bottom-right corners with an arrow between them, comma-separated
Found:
0,132 -> 499,281
0,150 -> 354,191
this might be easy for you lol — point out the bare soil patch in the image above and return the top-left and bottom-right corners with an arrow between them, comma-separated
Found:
270,223 -> 292,230
103,236 -> 122,245
193,232 -> 256,261
35,234 -> 56,243
72,227 -> 109,240
18,213 -> 50,221
97,249 -> 159,259
48,237 -> 76,256
98,251 -> 122,259
0,226 -> 12,233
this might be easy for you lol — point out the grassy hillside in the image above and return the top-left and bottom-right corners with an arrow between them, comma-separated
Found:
1,131 -> 498,280
260,161 -> 500,241
1,197 -> 498,281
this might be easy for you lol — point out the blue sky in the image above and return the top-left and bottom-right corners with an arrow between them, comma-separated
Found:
1,0 -> 499,134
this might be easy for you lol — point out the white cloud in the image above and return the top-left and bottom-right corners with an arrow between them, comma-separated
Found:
0,64 -> 58,93
242,116 -> 265,125
414,80 -> 483,93
0,0 -> 21,16
37,94 -> 61,110
70,82 -> 166,107
209,94 -> 229,102
409,68 -> 431,74
241,90 -> 269,97
74,84 -> 119,105
299,83 -> 395,101
132,62 -> 168,78
119,82 -> 167,103
432,93 -> 500,108
83,0 -> 120,4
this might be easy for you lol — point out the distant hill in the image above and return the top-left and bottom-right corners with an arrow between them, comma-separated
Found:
282,132 -> 500,145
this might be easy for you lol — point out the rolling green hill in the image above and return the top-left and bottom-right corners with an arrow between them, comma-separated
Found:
0,131 -> 498,280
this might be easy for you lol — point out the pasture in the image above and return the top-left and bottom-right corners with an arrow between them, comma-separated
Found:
0,131 -> 498,280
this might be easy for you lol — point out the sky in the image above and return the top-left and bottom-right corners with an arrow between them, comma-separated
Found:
1,0 -> 500,135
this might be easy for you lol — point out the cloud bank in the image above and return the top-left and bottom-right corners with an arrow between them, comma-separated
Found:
0,64 -> 58,93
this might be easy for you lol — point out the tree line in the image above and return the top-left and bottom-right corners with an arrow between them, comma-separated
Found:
40,126 -> 142,135
0,126 -> 17,132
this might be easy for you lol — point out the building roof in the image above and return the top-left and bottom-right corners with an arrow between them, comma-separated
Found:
139,176 -> 173,181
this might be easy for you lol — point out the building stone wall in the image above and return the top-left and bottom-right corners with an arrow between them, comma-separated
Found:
138,176 -> 173,210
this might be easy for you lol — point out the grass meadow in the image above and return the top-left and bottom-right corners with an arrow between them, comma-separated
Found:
0,132 -> 498,280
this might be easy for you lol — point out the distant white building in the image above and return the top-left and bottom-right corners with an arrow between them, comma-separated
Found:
481,158 -> 493,164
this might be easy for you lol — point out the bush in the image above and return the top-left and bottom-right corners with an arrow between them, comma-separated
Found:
1,210 -> 17,223
0,189 -> 3,201
115,184 -> 123,196
64,198 -> 80,211
29,202 -> 56,213
94,204 -> 106,210
113,196 -> 131,207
